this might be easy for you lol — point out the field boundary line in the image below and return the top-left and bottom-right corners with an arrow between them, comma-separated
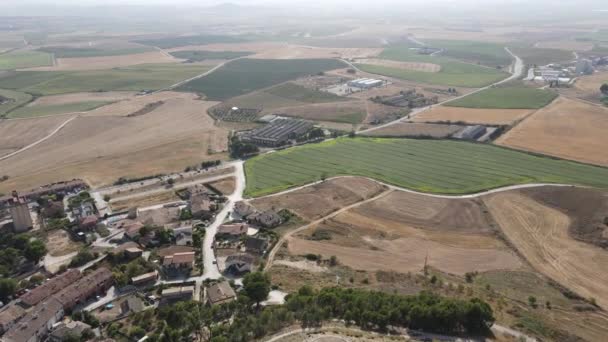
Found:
0,114 -> 79,161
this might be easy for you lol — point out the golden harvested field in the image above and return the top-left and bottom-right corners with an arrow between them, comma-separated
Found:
354,58 -> 440,72
0,94 -> 228,191
560,70 -> 608,103
83,91 -> 196,117
413,105 -> 534,125
0,114 -> 76,157
27,91 -> 136,107
23,51 -> 178,71
251,177 -> 387,221
484,191 -> 608,309
496,97 -> 608,167
361,122 -> 462,138
283,188 -> 522,275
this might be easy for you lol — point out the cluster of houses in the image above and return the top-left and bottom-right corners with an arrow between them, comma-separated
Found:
0,268 -> 113,342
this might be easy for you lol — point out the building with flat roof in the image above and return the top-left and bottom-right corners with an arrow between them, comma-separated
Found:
161,286 -> 194,303
348,78 -> 383,89
131,271 -> 158,286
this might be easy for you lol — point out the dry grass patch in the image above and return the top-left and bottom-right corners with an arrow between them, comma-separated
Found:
413,105 -> 533,125
110,191 -> 180,212
496,97 -> 608,167
361,122 -> 462,138
484,191 -> 608,309
45,230 -> 84,256
355,58 -> 440,72
23,51 -> 178,71
0,95 -> 228,191
0,114 -> 75,157
251,177 -> 387,221
207,177 -> 236,195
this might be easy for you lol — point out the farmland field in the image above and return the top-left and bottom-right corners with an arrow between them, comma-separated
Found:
0,50 -> 53,70
170,50 -> 253,61
445,86 -> 557,109
38,46 -> 154,58
0,88 -> 33,116
177,58 -> 347,100
508,46 -> 574,66
244,137 -> 608,197
361,122 -> 463,137
134,34 -> 246,49
0,64 -> 212,95
275,101 -> 367,124
0,115 -> 74,157
413,106 -> 533,125
7,101 -> 112,118
358,46 -> 508,87
496,97 -> 608,167
266,82 -> 350,104
425,39 -> 512,66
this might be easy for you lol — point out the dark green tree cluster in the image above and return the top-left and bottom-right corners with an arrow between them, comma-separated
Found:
202,160 -> 222,169
111,257 -> 156,287
229,137 -> 259,159
69,249 -> 98,267
0,233 -> 47,277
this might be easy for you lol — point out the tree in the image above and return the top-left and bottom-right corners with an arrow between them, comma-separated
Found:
103,194 -> 111,202
528,296 -> 537,308
243,272 -> 271,307
600,83 -> 608,96
0,278 -> 17,301
24,240 -> 47,263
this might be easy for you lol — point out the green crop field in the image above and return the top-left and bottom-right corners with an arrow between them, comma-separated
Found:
508,46 -> 574,66
0,88 -> 33,116
445,86 -> 558,109
244,138 -> 608,197
0,64 -> 211,95
170,50 -> 253,61
0,50 -> 53,70
134,34 -> 246,49
177,58 -> 347,100
359,46 -> 508,87
38,46 -> 153,58
425,39 -> 512,66
7,101 -> 112,119
266,82 -> 350,104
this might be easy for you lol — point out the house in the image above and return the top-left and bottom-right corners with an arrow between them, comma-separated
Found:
163,252 -> 195,270
124,247 -> 143,259
49,321 -> 91,342
190,193 -> 216,220
245,237 -> 268,255
131,271 -> 158,286
161,286 -> 194,303
20,269 -> 82,307
224,254 -> 255,275
79,215 -> 98,230
0,304 -> 26,334
206,281 -> 236,306
53,268 -> 113,310
2,297 -> 64,342
248,210 -> 282,228
234,201 -> 256,219
123,221 -> 145,239
216,223 -> 248,240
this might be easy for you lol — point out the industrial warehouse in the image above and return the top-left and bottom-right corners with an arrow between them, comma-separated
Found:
242,118 -> 314,147
347,78 -> 384,89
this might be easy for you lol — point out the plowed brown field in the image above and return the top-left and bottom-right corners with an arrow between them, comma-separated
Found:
484,191 -> 608,308
496,97 -> 608,166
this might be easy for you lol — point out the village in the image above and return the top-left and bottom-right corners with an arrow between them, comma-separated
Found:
0,160 -> 291,342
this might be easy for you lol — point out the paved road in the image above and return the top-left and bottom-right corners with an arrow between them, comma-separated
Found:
355,47 -> 524,135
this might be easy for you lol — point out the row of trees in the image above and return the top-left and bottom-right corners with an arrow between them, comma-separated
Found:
122,272 -> 494,342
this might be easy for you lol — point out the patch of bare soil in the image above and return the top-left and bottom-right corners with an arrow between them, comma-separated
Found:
413,105 -> 534,125
521,186 -> 608,249
250,177 -> 387,221
355,58 -> 440,72
361,122 -> 462,138
484,191 -> 608,309
110,191 -> 180,212
496,97 -> 608,167
207,177 -> 235,195
45,229 -> 84,256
